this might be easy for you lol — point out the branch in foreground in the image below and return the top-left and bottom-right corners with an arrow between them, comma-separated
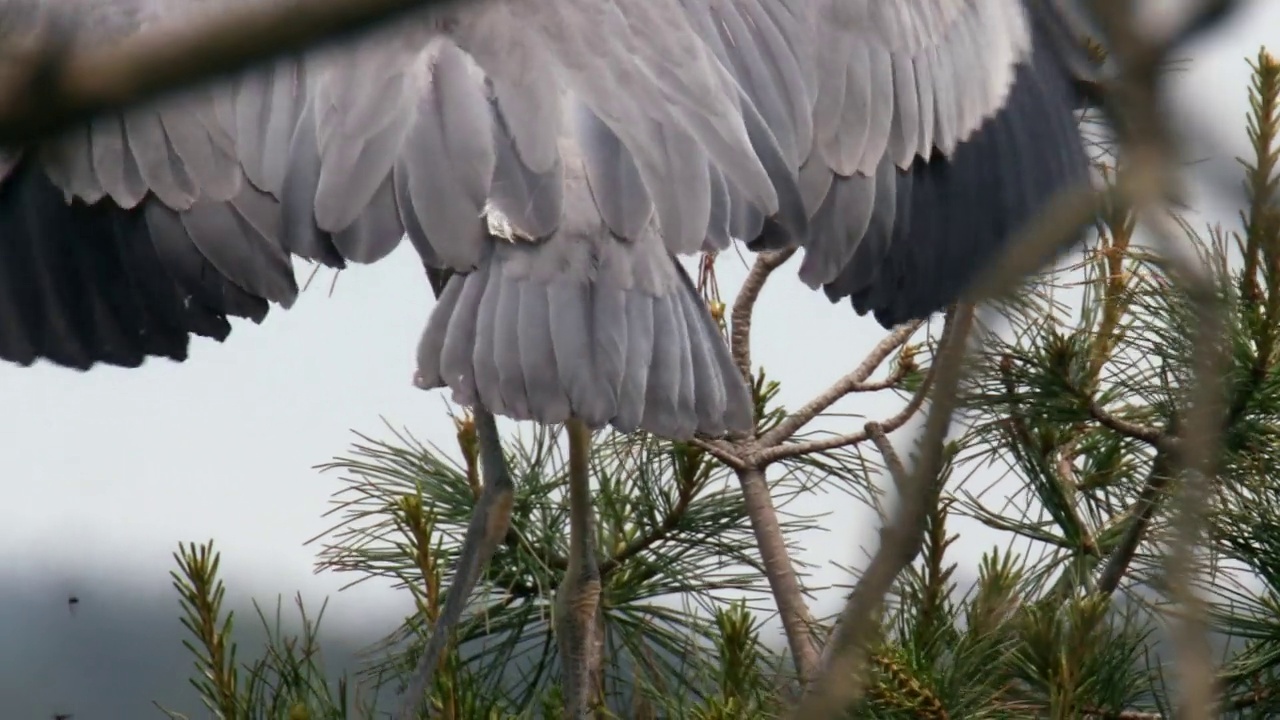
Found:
794,171 -> 1110,716
791,304 -> 977,718
0,0 -> 465,147
814,422 -> 913,666
1146,213 -> 1225,720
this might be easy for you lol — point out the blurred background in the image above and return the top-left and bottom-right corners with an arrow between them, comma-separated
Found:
1,2 -> 1277,717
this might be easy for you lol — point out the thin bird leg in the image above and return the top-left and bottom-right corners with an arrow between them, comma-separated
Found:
555,418 -> 603,720
395,408 -> 515,720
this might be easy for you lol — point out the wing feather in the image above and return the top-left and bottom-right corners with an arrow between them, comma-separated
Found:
0,0 -> 1093,448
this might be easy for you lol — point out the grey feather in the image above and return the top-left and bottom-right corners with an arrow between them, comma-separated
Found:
549,280 -> 615,427
857,44 -> 897,174
643,293 -> 684,438
489,100 -> 564,240
439,265 -> 489,407
615,292 -> 655,433
738,0 -> 814,161
674,286 -> 726,436
124,109 -> 196,209
674,257 -> 754,434
416,272 -> 467,388
235,60 -> 306,195
493,274 -> 533,420
713,0 -> 798,166
642,125 -> 712,255
667,286 -> 698,439
704,166 -> 733,251
888,54 -> 921,169
576,103 -> 653,240
92,116 -> 148,208
912,44 -> 936,160
395,42 -> 492,269
279,100 -> 345,268
177,196 -> 297,306
472,267 -> 506,416
332,177 -> 404,264
799,168 -> 876,288
517,280 -> 571,425
592,283 -> 630,419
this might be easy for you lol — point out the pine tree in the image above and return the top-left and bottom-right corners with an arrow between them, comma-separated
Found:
158,21 -> 1280,720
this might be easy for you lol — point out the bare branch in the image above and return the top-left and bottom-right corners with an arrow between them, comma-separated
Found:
755,370 -> 932,465
689,437 -> 747,471
1094,450 -> 1174,597
866,422 -> 909,489
736,466 -> 821,685
757,320 -> 924,448
1089,399 -> 1170,449
730,249 -> 796,383
0,0 -> 465,147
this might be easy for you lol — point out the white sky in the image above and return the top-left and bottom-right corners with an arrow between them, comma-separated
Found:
2,3 -> 1277,717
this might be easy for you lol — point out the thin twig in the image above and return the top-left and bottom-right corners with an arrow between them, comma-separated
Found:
758,320 -> 924,448
756,368 -> 934,464
730,249 -> 796,383
1089,400 -> 1170,449
866,423 -> 910,489
689,436 -> 747,471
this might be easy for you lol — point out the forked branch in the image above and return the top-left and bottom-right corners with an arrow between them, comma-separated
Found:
757,320 -> 925,448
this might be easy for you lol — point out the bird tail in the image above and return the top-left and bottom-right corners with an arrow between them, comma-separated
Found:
414,235 -> 754,440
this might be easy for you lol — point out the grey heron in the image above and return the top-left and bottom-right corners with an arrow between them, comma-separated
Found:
0,0 -> 1097,716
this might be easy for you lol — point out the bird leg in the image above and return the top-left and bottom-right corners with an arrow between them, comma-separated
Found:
395,408 -> 515,720
555,417 -> 603,720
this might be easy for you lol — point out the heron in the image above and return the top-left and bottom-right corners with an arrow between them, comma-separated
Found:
0,0 -> 1097,716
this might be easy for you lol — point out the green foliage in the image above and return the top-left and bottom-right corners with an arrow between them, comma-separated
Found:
159,46 -> 1280,720
157,542 -> 362,720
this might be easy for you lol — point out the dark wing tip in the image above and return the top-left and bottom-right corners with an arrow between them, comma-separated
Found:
0,160 -> 259,371
826,29 -> 1095,329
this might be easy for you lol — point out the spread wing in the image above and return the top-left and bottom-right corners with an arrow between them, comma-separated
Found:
785,0 -> 1093,326
0,0 -> 316,369
0,0 -> 1093,437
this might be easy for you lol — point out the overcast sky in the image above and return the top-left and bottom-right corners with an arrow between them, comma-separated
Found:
2,4 -> 1278,718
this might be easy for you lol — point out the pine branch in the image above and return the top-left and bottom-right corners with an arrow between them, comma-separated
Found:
1085,685 -> 1280,719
